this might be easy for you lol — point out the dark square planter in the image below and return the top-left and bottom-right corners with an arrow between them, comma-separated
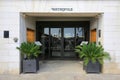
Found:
23,59 -> 38,73
36,58 -> 39,70
86,61 -> 101,73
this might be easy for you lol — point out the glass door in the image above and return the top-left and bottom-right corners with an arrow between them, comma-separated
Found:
50,28 -> 62,58
38,21 -> 90,59
43,27 -> 85,59
63,28 -> 76,58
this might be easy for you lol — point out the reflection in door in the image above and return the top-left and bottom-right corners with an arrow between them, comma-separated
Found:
76,27 -> 84,45
50,28 -> 62,57
63,28 -> 75,57
64,28 -> 75,50
43,27 -> 86,59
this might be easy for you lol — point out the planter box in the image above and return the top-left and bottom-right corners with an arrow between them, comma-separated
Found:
36,58 -> 39,70
86,61 -> 101,73
23,59 -> 37,73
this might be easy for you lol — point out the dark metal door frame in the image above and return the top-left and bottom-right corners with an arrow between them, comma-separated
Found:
36,21 -> 90,59
47,27 -> 76,59
61,27 -> 64,58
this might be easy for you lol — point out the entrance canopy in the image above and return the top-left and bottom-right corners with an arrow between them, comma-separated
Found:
22,12 -> 103,18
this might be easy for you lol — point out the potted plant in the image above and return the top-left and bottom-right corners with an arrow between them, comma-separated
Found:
17,42 -> 41,73
75,42 -> 111,73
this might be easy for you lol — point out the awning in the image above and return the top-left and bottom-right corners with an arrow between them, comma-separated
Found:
22,12 -> 103,18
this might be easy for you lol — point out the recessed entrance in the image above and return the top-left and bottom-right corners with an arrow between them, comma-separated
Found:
36,21 -> 90,59
20,12 -> 102,60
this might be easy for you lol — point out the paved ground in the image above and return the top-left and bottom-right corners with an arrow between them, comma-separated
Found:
1,73 -> 120,80
38,60 -> 85,73
0,60 -> 120,80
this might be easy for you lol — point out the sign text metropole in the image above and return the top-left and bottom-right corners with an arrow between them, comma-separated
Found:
51,8 -> 73,11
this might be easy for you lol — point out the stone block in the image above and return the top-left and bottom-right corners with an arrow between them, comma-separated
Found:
8,62 -> 20,75
102,62 -> 120,74
0,62 -> 9,74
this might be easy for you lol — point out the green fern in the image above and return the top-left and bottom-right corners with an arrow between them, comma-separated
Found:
75,42 -> 111,66
17,42 -> 41,59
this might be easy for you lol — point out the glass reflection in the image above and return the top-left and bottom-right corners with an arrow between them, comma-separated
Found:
51,28 -> 61,50
44,28 -> 49,35
64,28 -> 75,50
43,28 -> 50,58
76,27 -> 84,45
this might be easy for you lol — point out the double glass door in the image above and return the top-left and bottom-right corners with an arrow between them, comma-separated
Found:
50,28 -> 75,58
44,27 -> 85,59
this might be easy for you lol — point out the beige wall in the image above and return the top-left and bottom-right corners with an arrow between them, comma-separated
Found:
0,0 -> 120,74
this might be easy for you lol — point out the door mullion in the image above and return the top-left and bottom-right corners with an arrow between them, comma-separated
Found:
48,27 -> 51,58
61,27 -> 64,58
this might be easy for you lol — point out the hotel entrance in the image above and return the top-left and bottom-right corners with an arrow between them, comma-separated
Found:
45,27 -> 76,59
36,21 -> 90,59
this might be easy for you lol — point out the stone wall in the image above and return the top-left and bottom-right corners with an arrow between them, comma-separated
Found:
0,0 -> 120,74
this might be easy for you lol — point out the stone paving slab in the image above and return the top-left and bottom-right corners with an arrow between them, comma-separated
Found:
38,60 -> 85,73
0,74 -> 120,80
0,61 -> 120,80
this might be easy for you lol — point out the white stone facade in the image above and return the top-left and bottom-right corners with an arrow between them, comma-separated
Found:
0,0 -> 120,74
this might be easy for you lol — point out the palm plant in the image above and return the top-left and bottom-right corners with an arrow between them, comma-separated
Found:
17,42 -> 42,73
75,42 -> 111,66
17,42 -> 41,59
